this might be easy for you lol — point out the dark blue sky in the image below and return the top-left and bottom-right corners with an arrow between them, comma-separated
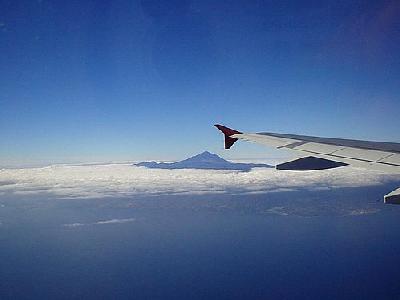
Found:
1,0 -> 399,165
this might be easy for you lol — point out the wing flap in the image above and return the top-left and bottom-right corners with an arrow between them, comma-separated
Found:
379,154 -> 400,166
329,148 -> 393,163
291,142 -> 344,155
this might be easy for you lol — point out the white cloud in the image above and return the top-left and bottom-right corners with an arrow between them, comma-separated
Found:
64,218 -> 135,227
0,163 -> 399,199
63,222 -> 86,227
95,218 -> 136,225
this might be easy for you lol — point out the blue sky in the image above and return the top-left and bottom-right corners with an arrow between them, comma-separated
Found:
1,0 -> 399,166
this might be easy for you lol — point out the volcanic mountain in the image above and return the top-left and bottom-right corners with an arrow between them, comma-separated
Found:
135,151 -> 272,171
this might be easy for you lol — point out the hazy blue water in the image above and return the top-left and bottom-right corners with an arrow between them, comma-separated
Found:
1,185 -> 400,299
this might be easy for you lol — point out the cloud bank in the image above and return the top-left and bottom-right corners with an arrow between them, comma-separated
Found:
0,163 -> 398,199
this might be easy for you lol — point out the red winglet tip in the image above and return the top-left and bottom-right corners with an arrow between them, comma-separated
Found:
214,124 -> 242,149
214,124 -> 242,136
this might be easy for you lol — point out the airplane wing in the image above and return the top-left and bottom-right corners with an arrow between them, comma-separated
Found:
214,124 -> 400,204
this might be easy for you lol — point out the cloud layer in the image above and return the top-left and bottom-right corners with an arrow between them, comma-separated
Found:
0,163 -> 399,199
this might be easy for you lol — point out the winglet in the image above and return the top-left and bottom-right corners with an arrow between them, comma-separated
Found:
214,124 -> 242,149
384,187 -> 400,204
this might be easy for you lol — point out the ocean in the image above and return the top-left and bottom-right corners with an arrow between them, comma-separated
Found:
1,185 -> 400,299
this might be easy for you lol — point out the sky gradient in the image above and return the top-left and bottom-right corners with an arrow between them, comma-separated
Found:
1,0 -> 399,166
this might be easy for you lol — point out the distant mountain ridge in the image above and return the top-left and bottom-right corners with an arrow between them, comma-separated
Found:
135,151 -> 272,171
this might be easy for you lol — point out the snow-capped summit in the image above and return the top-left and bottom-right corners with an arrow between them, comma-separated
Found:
135,151 -> 272,171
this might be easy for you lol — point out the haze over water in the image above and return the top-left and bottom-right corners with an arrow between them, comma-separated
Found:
1,167 -> 400,299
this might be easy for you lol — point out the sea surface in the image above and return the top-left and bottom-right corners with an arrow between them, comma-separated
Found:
1,185 -> 400,299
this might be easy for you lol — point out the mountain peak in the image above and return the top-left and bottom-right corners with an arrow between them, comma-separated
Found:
200,151 -> 212,155
135,151 -> 272,171
182,151 -> 227,164
195,151 -> 217,157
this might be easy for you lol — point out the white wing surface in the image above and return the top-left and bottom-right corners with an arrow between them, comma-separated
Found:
215,124 -> 400,204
